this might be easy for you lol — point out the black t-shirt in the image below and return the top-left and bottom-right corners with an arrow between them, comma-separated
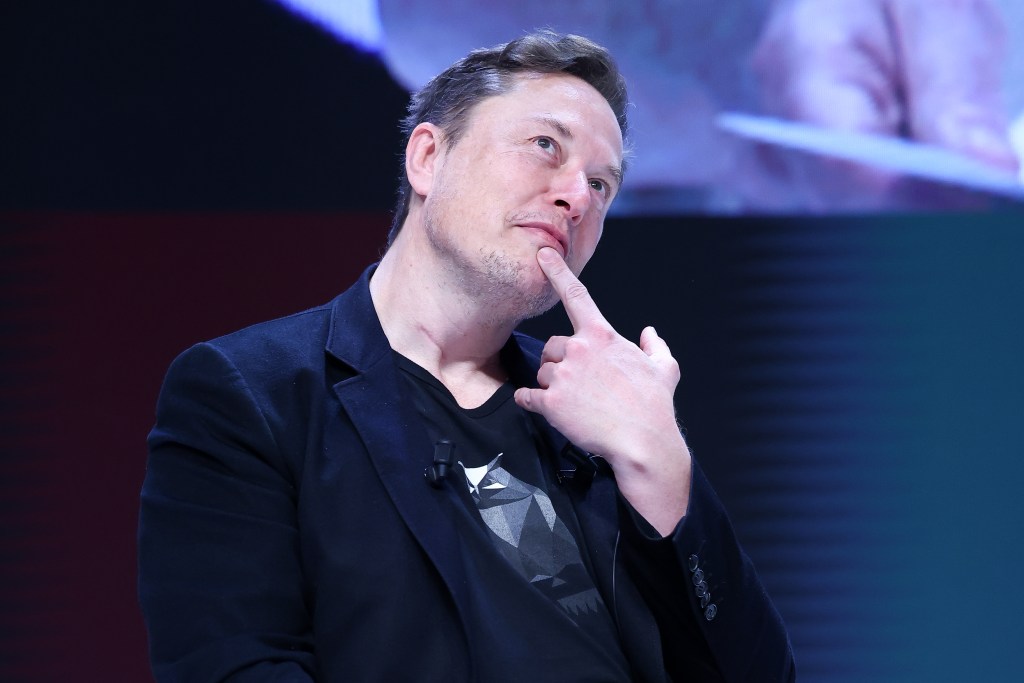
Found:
397,353 -> 632,681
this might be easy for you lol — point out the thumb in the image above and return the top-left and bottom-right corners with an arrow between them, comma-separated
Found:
514,387 -> 542,414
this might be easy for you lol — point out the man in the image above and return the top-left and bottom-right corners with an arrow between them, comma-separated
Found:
139,31 -> 795,681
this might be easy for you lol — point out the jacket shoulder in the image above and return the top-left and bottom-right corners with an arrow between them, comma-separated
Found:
204,302 -> 334,371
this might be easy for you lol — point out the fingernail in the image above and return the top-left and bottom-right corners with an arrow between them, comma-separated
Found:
537,247 -> 558,263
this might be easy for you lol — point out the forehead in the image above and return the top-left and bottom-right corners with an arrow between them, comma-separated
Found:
466,73 -> 623,156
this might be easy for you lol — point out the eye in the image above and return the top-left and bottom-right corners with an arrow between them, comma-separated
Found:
535,136 -> 557,154
589,178 -> 609,195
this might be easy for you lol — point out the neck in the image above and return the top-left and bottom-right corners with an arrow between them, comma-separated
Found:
370,232 -> 518,407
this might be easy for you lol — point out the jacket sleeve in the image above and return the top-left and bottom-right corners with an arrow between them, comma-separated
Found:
618,460 -> 796,682
138,342 -> 316,682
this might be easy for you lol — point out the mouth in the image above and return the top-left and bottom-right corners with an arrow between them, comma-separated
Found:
518,222 -> 569,258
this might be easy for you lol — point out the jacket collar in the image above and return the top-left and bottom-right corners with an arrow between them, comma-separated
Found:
324,263 -> 390,373
323,263 -> 553,377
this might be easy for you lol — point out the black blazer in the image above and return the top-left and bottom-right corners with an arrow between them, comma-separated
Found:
139,265 -> 794,682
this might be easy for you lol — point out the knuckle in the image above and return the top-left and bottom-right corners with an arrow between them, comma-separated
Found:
564,337 -> 588,355
542,336 -> 566,355
563,281 -> 590,302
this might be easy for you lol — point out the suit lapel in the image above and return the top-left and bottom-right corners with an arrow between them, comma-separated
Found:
324,266 -> 475,625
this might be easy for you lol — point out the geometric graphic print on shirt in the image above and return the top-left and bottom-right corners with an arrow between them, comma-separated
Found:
459,453 -> 605,619
393,353 -> 610,625
391,350 -> 630,679
395,351 -> 633,680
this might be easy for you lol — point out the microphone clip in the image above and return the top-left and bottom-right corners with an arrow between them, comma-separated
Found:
425,439 -> 456,488
556,443 -> 599,488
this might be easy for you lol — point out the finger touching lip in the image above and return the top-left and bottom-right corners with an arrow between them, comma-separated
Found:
520,222 -> 568,257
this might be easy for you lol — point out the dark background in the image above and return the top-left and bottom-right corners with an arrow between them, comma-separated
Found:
4,1 -> 1024,681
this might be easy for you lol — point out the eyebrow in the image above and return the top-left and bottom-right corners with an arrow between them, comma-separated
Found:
531,115 -> 624,190
534,115 -> 575,141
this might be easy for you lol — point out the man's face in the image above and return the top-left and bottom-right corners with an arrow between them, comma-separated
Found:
420,72 -> 624,319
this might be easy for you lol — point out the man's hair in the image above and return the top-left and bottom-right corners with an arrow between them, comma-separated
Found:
387,30 -> 630,245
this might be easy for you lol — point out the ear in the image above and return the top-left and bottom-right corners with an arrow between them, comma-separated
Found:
405,122 -> 444,197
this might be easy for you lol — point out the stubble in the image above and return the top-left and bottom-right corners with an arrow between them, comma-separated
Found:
424,212 -> 558,325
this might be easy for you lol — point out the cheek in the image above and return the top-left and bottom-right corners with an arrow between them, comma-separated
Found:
570,223 -> 604,274
428,173 -> 487,225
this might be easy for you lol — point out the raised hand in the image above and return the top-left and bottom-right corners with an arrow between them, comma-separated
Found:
749,0 -> 1019,208
515,247 -> 692,535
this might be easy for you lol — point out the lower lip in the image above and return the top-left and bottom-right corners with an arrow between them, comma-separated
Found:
520,226 -> 565,257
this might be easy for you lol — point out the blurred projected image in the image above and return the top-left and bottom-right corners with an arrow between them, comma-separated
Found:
277,0 -> 1024,214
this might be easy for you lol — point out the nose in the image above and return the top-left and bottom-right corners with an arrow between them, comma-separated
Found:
551,168 -> 592,226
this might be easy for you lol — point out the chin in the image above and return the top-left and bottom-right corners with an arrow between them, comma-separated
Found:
469,249 -> 559,321
522,294 -> 560,321
502,278 -> 556,322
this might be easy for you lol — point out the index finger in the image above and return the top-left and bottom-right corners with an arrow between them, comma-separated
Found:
536,247 -> 609,332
